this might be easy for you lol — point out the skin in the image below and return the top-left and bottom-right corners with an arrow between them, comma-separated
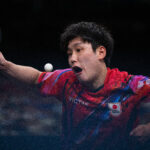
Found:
130,123 -> 150,143
67,37 -> 107,90
0,51 -> 41,84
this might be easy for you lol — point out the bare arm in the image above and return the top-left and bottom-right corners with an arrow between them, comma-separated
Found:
0,51 -> 41,84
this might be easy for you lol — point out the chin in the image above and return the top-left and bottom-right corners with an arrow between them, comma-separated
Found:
78,77 -> 91,86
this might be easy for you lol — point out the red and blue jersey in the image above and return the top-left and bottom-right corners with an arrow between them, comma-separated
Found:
38,68 -> 150,150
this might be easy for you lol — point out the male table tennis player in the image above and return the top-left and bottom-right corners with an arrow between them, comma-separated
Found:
0,22 -> 150,150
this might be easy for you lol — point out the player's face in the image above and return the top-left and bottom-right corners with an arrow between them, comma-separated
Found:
67,37 -> 106,88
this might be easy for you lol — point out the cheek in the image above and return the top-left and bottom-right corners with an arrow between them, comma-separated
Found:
80,54 -> 97,65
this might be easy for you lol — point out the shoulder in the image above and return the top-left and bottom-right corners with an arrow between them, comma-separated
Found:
103,68 -> 132,91
38,68 -> 75,83
106,68 -> 150,95
106,68 -> 132,83
129,75 -> 150,93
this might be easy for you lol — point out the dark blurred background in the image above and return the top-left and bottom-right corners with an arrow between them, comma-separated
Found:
0,0 -> 150,150
0,0 -> 150,74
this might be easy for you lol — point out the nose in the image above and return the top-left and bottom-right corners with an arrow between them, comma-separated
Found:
69,52 -> 77,65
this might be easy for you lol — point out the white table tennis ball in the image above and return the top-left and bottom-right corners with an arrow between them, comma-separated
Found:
44,63 -> 53,72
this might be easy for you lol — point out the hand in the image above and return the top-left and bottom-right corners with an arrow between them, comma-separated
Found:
0,51 -> 8,70
130,124 -> 150,143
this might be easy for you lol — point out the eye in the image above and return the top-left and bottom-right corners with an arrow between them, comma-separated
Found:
76,49 -> 81,52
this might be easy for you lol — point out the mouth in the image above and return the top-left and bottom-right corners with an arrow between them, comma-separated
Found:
72,66 -> 82,74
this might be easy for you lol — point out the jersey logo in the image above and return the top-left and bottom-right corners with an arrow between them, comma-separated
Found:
69,97 -> 89,106
108,102 -> 122,117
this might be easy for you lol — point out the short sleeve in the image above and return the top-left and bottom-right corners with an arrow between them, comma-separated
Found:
38,69 -> 72,99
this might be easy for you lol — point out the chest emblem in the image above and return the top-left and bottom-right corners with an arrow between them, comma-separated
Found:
108,102 -> 122,117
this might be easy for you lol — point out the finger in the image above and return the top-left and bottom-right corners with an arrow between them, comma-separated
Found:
130,130 -> 134,136
130,130 -> 141,136
130,128 -> 138,136
130,125 -> 145,136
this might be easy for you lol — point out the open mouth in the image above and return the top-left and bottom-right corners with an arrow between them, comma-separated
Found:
72,66 -> 82,74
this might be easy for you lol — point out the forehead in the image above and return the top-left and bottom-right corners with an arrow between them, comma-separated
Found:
68,37 -> 85,49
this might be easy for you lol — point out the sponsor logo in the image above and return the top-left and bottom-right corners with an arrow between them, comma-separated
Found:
69,97 -> 89,106
108,102 -> 122,117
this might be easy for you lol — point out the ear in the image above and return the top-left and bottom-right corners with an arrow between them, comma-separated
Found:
96,46 -> 106,60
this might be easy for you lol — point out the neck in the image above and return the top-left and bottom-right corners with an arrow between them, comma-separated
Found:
84,64 -> 108,91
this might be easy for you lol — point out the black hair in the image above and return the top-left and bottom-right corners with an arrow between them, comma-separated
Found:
60,21 -> 114,66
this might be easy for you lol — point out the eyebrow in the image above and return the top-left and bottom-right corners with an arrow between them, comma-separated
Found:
68,42 -> 83,50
